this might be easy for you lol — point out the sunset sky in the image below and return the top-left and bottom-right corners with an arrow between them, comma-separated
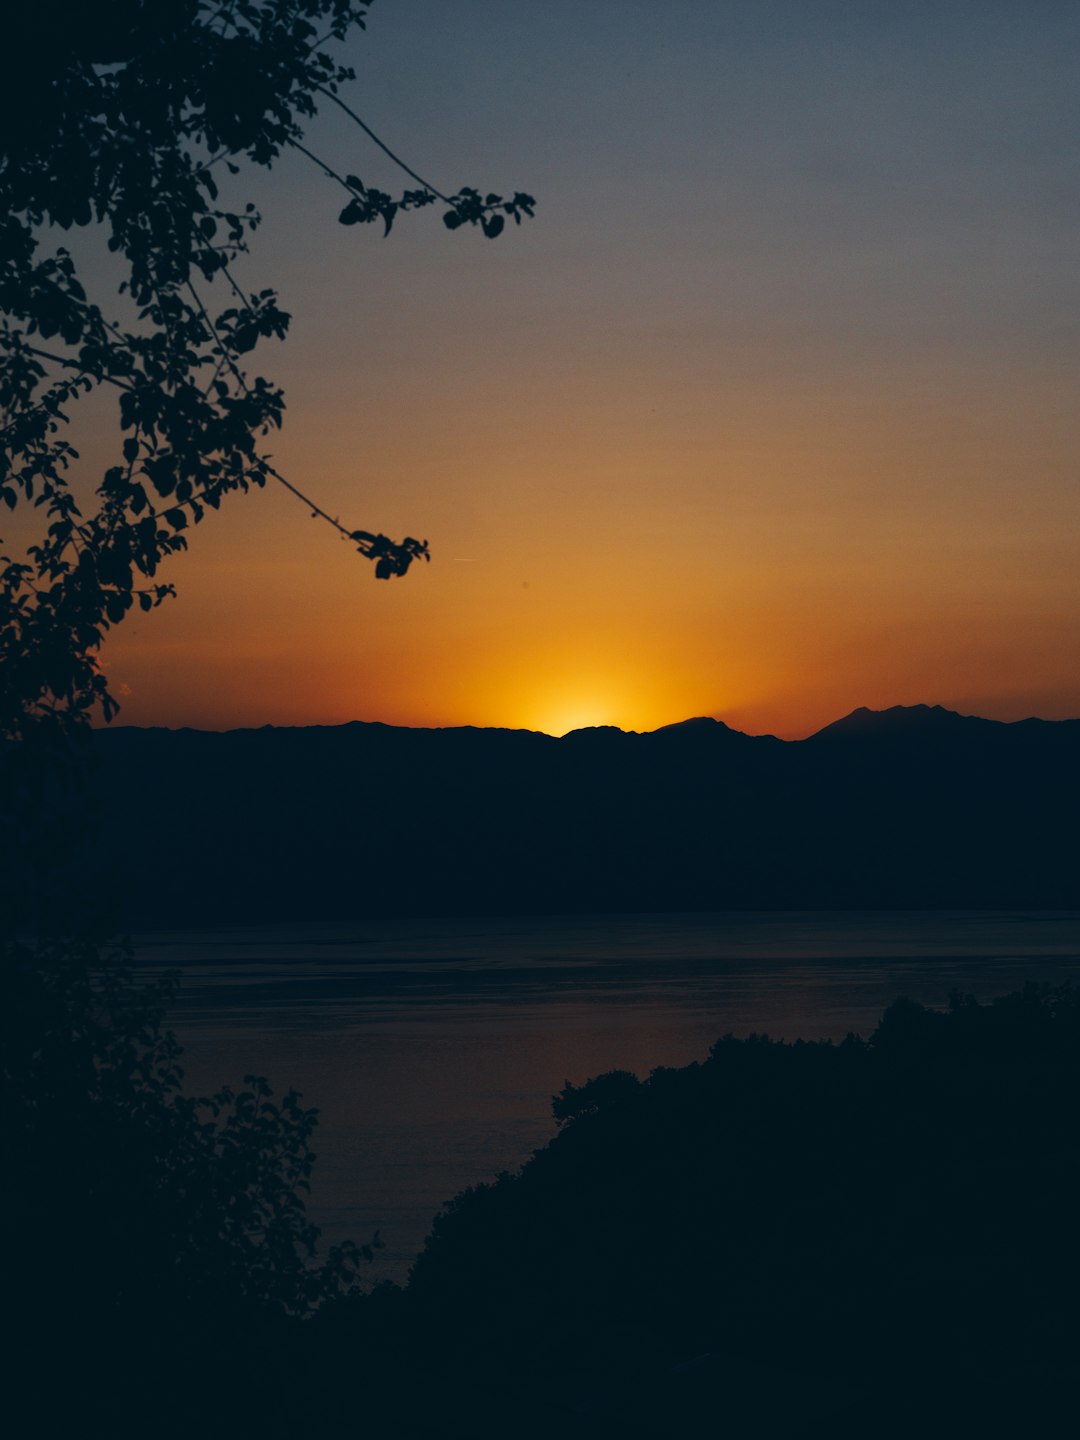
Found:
84,1 -> 1080,737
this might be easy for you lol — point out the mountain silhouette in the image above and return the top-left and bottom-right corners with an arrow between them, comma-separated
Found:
811,702 -> 1080,743
810,703 -> 982,738
79,705 -> 1080,925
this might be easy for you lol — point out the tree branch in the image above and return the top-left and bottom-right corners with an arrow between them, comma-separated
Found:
314,85 -> 450,203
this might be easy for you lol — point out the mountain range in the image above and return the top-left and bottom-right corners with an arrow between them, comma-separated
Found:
80,704 -> 1080,925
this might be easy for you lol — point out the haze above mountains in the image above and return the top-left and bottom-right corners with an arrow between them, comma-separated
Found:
86,704 -> 1080,925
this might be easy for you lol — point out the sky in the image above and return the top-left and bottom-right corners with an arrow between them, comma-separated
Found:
80,1 -> 1080,736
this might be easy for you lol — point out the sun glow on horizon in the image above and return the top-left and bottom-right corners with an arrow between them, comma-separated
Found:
518,685 -> 720,738
498,665 -> 702,738
536,712 -> 623,738
522,694 -> 624,736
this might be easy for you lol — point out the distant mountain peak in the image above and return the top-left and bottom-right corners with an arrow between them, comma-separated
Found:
560,716 -> 753,745
653,716 -> 728,734
560,724 -> 629,742
808,703 -> 987,740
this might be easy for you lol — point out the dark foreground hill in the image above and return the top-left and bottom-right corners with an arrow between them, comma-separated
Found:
13,975 -> 1080,1438
326,983 -> 1080,1439
80,703 -> 1080,925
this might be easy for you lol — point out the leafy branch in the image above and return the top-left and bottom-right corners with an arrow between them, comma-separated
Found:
0,0 -> 533,740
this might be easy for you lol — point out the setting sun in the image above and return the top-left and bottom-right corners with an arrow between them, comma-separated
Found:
531,700 -> 624,737
64,0 -> 1080,746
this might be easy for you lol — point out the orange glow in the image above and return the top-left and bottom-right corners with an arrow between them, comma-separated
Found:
92,359 -> 1080,739
76,11 -> 1080,740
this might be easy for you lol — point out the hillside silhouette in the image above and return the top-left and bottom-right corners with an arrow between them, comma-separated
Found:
307,984 -> 1080,1438
82,704 -> 1080,925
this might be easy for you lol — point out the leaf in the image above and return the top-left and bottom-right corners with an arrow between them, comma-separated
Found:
443,210 -> 462,230
104,590 -> 129,624
482,214 -> 505,240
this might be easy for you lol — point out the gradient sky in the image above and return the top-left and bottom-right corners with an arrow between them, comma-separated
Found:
76,1 -> 1080,736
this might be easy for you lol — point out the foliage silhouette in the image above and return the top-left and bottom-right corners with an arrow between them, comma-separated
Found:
0,0 -> 535,740
313,984 -> 1080,1438
2,932 -> 378,1436
0,8 -> 533,1430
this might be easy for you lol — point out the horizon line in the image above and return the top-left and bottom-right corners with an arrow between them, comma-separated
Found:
89,701 -> 1080,743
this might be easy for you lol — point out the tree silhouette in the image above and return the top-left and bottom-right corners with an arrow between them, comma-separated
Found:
359,985 -> 1080,1437
0,10 -> 535,1430
1,0 -> 535,741
1,930 -> 382,1436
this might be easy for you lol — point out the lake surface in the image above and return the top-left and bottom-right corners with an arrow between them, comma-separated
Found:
133,910 -> 1080,1281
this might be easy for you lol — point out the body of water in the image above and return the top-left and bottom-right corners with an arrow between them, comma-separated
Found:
133,910 -> 1080,1280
